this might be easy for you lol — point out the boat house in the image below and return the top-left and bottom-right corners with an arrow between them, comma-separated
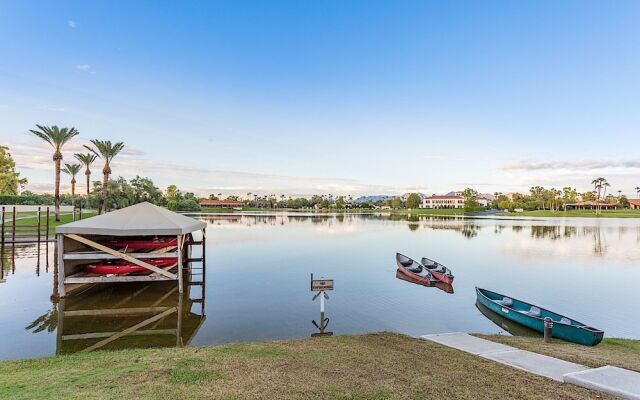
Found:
56,202 -> 206,297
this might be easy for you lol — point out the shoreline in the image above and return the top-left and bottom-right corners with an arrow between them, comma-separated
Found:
2,332 -> 637,399
196,207 -> 640,220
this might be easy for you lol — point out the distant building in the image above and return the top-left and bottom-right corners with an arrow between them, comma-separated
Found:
629,199 -> 640,209
200,199 -> 244,208
420,195 -> 464,209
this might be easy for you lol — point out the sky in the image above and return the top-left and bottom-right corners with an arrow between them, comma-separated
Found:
1,1 -> 639,197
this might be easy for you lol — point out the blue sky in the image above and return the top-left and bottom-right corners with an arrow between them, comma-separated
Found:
1,1 -> 639,196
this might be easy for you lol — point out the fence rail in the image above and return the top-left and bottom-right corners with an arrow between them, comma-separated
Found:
0,206 -> 83,244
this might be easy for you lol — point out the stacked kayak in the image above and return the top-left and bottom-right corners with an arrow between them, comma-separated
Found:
476,287 -> 604,346
104,236 -> 178,251
80,236 -> 181,276
84,258 -> 178,275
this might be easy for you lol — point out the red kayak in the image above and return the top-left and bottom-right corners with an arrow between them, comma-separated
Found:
421,257 -> 455,284
105,237 -> 178,250
84,258 -> 178,275
396,253 -> 436,285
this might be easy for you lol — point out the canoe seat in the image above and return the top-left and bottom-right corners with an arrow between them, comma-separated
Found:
399,259 -> 413,267
497,297 -> 512,307
525,306 -> 541,317
423,260 -> 436,267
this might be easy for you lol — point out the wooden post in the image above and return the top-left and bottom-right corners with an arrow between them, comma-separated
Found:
1,206 -> 4,247
37,207 -> 41,243
55,298 -> 65,355
544,317 -> 553,343
46,207 -> 50,241
177,235 -> 184,294
57,234 -> 66,297
176,290 -> 183,347
12,207 -> 16,243
73,207 -> 76,222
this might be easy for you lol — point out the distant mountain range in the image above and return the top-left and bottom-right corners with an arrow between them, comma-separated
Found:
353,195 -> 393,203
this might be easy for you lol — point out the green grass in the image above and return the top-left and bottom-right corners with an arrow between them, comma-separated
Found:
497,209 -> 640,218
10,212 -> 96,233
0,333 -> 617,399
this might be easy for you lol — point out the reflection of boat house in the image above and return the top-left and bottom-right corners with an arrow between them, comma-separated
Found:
55,281 -> 205,354
55,202 -> 206,297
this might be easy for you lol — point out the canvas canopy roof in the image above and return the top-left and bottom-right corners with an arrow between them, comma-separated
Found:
56,202 -> 206,236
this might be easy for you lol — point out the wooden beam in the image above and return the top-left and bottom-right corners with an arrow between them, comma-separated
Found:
178,235 -> 183,294
64,234 -> 176,279
65,275 -> 174,284
62,329 -> 176,341
80,307 -> 177,353
63,251 -> 178,260
57,234 -> 65,297
64,306 -> 172,317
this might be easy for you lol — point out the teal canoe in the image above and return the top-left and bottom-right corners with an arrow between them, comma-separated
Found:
476,287 -> 604,346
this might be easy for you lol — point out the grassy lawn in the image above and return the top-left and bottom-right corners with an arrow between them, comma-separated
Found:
9,212 -> 96,233
0,332 -> 614,400
478,335 -> 640,373
497,209 -> 640,218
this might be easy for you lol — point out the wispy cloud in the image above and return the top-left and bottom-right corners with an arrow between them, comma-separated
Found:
76,64 -> 90,71
68,20 -> 76,28
502,160 -> 640,171
39,106 -> 65,112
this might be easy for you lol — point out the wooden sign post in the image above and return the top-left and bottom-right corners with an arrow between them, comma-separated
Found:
311,273 -> 333,337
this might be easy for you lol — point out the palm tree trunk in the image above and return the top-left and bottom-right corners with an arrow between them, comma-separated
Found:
85,171 -> 90,209
99,172 -> 108,214
54,158 -> 61,221
71,179 -> 76,207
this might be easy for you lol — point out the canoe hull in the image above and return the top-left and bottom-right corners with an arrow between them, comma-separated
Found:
476,288 -> 604,346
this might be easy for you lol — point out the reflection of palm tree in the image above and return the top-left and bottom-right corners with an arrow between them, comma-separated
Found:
25,305 -> 57,334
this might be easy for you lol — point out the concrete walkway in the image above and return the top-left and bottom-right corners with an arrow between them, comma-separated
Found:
422,332 -> 640,399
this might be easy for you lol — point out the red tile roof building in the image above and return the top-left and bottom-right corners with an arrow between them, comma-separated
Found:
629,199 -> 640,209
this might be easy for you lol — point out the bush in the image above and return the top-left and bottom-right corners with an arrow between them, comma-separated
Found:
0,194 -> 54,205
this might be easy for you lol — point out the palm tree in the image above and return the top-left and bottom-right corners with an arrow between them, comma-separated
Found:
84,140 -> 125,214
74,153 -> 98,208
62,163 -> 81,207
635,186 -> 640,199
29,125 -> 79,221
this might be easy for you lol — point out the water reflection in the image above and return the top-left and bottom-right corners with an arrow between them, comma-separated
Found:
1,213 -> 639,360
1,242 -> 50,282
42,280 -> 205,354
395,270 -> 454,294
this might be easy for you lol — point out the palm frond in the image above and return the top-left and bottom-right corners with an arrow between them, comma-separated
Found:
88,139 -> 125,163
30,125 -> 79,151
74,152 -> 98,167
62,163 -> 82,177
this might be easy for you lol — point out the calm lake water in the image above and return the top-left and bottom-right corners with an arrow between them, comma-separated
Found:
1,213 -> 639,360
